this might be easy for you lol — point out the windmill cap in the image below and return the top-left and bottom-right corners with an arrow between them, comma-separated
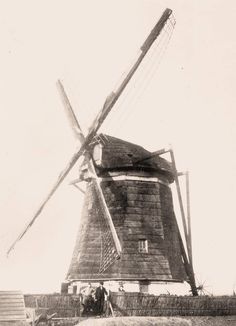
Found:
91,134 -> 174,182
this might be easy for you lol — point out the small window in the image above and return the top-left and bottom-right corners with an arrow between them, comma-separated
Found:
138,239 -> 148,253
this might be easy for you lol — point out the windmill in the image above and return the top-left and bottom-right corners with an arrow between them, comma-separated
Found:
7,8 -> 198,296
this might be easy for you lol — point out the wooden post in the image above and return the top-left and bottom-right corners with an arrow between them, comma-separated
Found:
186,171 -> 193,266
108,301 -> 115,317
173,217 -> 198,296
169,149 -> 191,263
135,146 -> 198,295
177,171 -> 193,267
169,151 -> 197,296
179,233 -> 198,296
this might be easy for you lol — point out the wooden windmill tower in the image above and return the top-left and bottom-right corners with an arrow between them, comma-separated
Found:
67,135 -> 192,289
8,9 -> 198,296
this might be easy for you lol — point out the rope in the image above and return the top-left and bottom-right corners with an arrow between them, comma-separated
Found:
101,29 -> 168,132
100,15 -> 175,135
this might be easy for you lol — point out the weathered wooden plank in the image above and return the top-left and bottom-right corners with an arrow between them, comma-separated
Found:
122,224 -> 164,231
119,260 -> 170,268
126,186 -> 159,195
0,300 -> 25,305
127,193 -> 160,202
123,222 -> 144,229
0,307 -> 25,311
122,233 -> 165,241
0,316 -> 26,320
123,213 -> 161,220
0,297 -> 24,301
0,303 -> 25,307
123,222 -> 163,231
106,199 -> 158,208
126,200 -> 161,208
121,254 -> 169,261
125,207 -> 162,215
0,312 -> 26,316
0,292 -> 23,295
0,291 -> 27,323
122,248 -> 167,256
120,262 -> 170,270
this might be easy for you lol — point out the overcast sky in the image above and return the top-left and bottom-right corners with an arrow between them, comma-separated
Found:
0,0 -> 235,295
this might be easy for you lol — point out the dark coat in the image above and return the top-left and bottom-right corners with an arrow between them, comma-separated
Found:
95,286 -> 107,301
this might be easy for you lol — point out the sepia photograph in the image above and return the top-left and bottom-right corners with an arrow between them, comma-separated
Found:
0,0 -> 235,325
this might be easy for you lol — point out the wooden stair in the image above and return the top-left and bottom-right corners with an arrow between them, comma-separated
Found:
0,291 -> 27,325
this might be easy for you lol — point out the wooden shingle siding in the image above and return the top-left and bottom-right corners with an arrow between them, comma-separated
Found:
0,291 -> 26,322
68,177 -> 186,281
67,136 -> 187,282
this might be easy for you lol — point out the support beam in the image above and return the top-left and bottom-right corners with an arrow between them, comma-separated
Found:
178,231 -> 198,296
71,183 -> 85,194
186,171 -> 193,266
134,147 -> 171,164
145,147 -> 197,295
169,149 -> 191,262
177,171 -> 193,267
169,152 -> 197,296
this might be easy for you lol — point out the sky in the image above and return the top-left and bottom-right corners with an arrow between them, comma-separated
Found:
0,0 -> 235,295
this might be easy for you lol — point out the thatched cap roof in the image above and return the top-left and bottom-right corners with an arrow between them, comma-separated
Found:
90,134 -> 174,182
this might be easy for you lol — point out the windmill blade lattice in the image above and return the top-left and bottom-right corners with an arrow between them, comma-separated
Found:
92,184 -> 120,274
57,80 -> 122,272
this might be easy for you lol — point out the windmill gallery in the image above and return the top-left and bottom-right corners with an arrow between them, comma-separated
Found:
2,7 -> 236,325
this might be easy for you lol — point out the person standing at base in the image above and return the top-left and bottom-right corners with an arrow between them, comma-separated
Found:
95,281 -> 108,316
81,282 -> 95,314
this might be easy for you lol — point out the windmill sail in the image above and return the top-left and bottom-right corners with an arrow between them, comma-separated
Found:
95,183 -> 121,274
7,8 -> 174,256
57,80 -> 121,273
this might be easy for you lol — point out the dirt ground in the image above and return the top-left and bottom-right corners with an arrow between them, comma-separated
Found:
77,316 -> 236,326
186,316 -> 236,326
